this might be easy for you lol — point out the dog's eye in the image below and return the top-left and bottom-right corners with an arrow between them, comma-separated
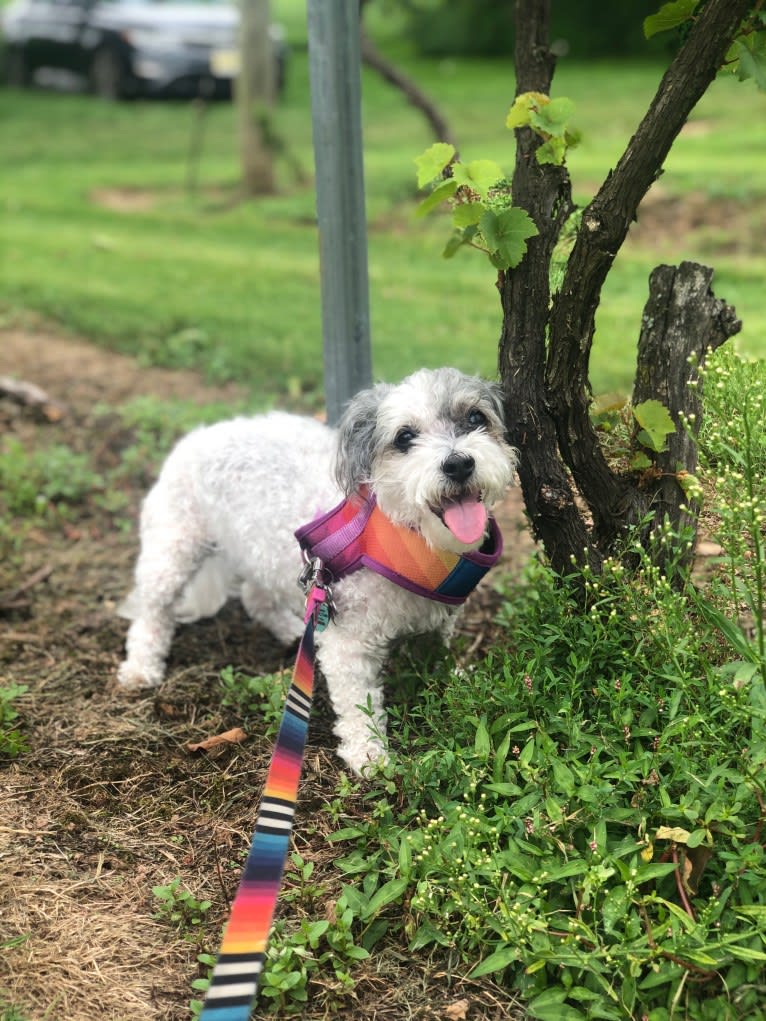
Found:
394,427 -> 417,452
467,408 -> 487,429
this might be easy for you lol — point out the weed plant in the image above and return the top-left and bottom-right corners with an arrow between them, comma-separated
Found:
0,684 -> 29,759
290,349 -> 766,1020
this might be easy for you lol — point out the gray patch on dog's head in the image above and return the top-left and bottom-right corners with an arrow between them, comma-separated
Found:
334,382 -> 392,494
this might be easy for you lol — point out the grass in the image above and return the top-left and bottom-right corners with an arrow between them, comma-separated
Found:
2,12 -> 766,399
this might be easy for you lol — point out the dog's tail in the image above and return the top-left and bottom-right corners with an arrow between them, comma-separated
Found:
117,555 -> 235,624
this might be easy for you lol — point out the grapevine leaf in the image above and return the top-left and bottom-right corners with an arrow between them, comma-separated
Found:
452,201 -> 484,228
630,451 -> 652,471
530,96 -> 575,136
506,91 -> 550,129
414,142 -> 456,189
480,207 -> 538,270
452,159 -> 505,198
443,225 -> 478,260
643,0 -> 697,40
633,399 -> 676,453
415,178 -> 458,217
730,33 -> 766,90
536,137 -> 567,166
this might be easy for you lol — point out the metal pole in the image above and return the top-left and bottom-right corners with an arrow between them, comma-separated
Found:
307,0 -> 372,425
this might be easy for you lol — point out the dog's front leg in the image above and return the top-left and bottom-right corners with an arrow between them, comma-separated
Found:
315,625 -> 390,776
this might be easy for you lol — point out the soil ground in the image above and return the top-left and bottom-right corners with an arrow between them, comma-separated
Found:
0,325 -> 535,1021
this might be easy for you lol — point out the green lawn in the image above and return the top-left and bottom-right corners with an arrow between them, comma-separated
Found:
2,12 -> 765,402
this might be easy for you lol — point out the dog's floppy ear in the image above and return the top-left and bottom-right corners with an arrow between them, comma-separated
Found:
334,382 -> 391,494
484,380 -> 507,426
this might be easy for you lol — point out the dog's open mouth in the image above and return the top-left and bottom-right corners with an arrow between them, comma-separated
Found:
435,494 -> 488,545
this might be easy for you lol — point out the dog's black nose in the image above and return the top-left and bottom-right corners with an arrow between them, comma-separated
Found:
442,452 -> 475,483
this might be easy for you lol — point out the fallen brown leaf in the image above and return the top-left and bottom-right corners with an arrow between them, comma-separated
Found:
444,999 -> 470,1020
186,727 -> 248,753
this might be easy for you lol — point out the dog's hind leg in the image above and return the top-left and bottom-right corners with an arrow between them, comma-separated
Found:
118,508 -> 210,690
240,580 -> 304,645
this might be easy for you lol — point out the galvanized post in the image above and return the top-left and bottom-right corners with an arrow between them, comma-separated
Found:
307,0 -> 373,425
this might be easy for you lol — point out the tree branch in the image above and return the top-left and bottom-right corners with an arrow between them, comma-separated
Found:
546,0 -> 752,538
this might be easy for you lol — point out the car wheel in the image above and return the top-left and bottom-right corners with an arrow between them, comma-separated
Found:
6,45 -> 32,88
90,47 -> 131,100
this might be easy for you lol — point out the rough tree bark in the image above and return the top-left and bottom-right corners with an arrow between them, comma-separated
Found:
499,0 -> 750,577
632,262 -> 741,567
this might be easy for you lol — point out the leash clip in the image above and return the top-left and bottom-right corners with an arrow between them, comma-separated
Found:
298,551 -> 336,632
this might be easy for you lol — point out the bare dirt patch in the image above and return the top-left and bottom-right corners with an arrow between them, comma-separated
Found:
0,325 -> 533,1021
628,188 -> 766,257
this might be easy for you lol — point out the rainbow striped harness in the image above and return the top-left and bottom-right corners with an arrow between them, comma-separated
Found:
199,492 -> 503,1020
294,488 -> 503,605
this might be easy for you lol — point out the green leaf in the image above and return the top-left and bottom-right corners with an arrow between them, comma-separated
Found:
474,717 -> 491,759
633,399 -> 676,453
730,33 -> 766,90
442,225 -> 478,259
479,207 -> 538,270
471,946 -> 519,977
644,0 -> 698,40
551,758 -> 576,797
728,944 -> 766,962
414,142 -> 456,188
362,877 -> 409,919
506,91 -> 550,129
452,201 -> 484,228
537,138 -> 566,166
602,885 -> 631,934
530,97 -> 575,136
452,159 -> 505,198
409,917 -> 452,951
528,988 -> 587,1021
415,178 -> 458,217
536,137 -> 567,166
630,451 -> 652,471
686,827 -> 708,848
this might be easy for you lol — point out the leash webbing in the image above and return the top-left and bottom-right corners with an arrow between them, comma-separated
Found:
199,580 -> 325,1021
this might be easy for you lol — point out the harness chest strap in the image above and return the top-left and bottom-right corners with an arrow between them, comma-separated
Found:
295,489 -> 503,604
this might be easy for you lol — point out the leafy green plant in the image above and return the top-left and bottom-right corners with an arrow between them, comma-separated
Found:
414,141 -> 538,269
695,347 -> 766,711
151,877 -> 211,939
189,952 -> 216,1019
0,1005 -> 29,1021
219,667 -> 290,739
324,515 -> 766,1019
255,893 -> 370,1014
0,439 -> 103,519
0,683 -> 29,759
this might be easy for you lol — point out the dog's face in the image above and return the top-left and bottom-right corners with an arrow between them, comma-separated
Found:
335,368 -> 517,553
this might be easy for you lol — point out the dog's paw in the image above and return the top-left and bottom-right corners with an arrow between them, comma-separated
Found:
116,661 -> 162,691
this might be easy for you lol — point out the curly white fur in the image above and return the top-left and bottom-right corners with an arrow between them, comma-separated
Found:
117,367 -> 517,774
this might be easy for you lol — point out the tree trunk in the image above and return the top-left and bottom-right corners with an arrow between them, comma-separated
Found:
498,0 -> 750,578
632,261 -> 741,569
238,0 -> 275,196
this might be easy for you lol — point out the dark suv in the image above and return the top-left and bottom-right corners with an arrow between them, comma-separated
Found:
1,0 -> 287,99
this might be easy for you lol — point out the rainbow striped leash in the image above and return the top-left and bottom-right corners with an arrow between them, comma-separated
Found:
199,557 -> 333,1021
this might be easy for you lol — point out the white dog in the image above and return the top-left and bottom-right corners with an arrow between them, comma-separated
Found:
117,367 -> 517,773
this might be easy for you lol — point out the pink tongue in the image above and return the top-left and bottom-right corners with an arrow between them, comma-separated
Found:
442,497 -> 488,544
